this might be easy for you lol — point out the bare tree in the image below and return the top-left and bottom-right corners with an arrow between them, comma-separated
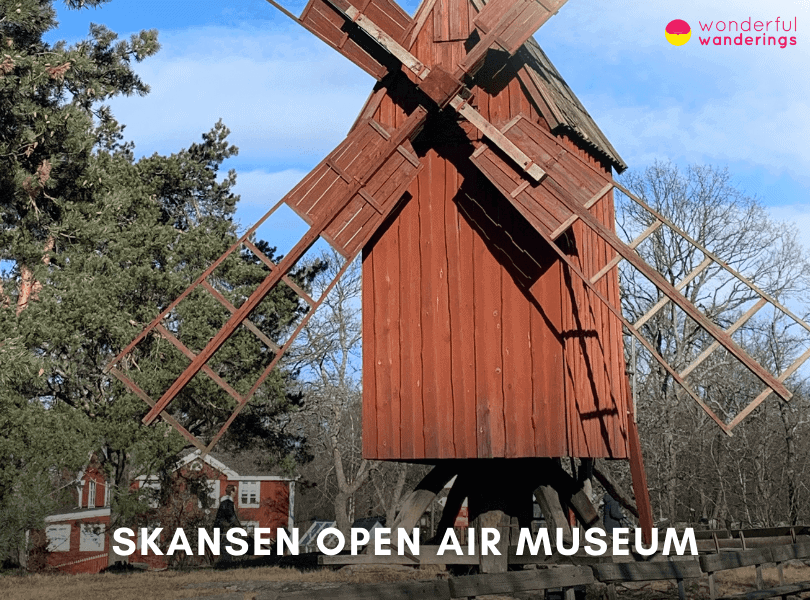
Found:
617,161 -> 810,525
288,248 -> 417,535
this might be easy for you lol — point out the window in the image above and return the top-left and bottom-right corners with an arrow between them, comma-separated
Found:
239,481 -> 260,507
141,479 -> 160,508
79,524 -> 105,552
104,483 -> 111,508
87,480 -> 96,508
45,524 -> 70,552
242,521 -> 259,536
199,479 -> 220,510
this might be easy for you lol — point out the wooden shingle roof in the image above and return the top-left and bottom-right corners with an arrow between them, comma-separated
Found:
516,38 -> 627,172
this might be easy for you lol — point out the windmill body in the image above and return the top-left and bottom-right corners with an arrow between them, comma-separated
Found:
357,0 -> 630,461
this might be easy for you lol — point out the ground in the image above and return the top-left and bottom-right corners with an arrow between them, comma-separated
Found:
2,563 -> 809,600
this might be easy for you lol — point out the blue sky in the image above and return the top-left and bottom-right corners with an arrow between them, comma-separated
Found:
45,0 -> 810,252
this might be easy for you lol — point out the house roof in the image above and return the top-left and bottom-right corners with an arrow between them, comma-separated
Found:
45,508 -> 110,523
132,449 -> 296,482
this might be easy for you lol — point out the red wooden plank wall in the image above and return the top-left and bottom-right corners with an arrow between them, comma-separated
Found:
362,0 -> 629,460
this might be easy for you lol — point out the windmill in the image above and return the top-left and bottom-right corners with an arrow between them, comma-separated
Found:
105,0 -> 810,566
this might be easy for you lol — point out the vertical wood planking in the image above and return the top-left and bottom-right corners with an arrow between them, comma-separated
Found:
445,158 -> 477,458
360,0 -> 633,460
362,248 -> 378,457
398,176 -> 425,459
502,272 -> 533,457
529,262 -> 568,456
474,228 -> 505,457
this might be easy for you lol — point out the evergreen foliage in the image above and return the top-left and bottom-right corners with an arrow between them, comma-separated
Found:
0,0 -> 317,564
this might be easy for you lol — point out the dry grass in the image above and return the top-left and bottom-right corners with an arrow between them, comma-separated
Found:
4,562 -> 810,600
0,564 -> 440,600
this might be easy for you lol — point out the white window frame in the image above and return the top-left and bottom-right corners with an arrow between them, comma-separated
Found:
239,481 -> 260,508
79,523 -> 105,552
46,524 -> 70,552
104,482 -> 111,507
87,480 -> 96,508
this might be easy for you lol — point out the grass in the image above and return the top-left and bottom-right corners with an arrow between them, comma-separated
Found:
0,564 -> 440,600
4,562 -> 810,600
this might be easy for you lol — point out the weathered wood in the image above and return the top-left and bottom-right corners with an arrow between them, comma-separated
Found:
449,566 -> 594,597
769,541 -> 810,562
592,460 -> 639,519
320,545 -> 478,565
714,582 -> 810,600
388,464 -> 457,547
593,560 -> 702,582
627,394 -> 654,543
278,579 -> 452,600
475,510 -> 509,573
535,485 -> 572,541
699,547 -> 775,573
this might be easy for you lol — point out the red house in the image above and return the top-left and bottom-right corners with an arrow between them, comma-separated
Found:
41,450 -> 295,573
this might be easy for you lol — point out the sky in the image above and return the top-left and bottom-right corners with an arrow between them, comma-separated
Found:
44,0 -> 810,254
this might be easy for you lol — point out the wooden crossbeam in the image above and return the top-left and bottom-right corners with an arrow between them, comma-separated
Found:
726,345 -> 810,430
550,181 -> 614,240
550,188 -> 792,402
633,256 -> 713,329
450,96 -> 546,181
589,218 -> 663,285
153,323 -> 245,406
141,108 -> 428,426
108,367 -> 207,451
614,180 -> 810,339
103,198 -> 287,374
204,251 -> 358,453
200,280 -> 282,352
679,297 -> 768,379
241,240 -> 316,308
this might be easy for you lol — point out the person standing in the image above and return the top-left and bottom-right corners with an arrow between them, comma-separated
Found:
213,484 -> 241,565
602,493 -> 625,534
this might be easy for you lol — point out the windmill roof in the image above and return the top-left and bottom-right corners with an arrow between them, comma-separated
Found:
517,38 -> 627,173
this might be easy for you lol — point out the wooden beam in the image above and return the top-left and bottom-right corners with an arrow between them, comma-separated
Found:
550,189 -> 792,402
726,346 -> 810,430
614,180 -> 810,339
108,367 -> 207,452
462,191 -> 732,433
679,297 -> 767,379
450,96 -> 546,181
589,218 -> 663,285
104,199 -> 286,373
142,107 -> 428,426
633,256 -> 713,329
200,279 -> 282,352
551,181 -> 614,240
153,324 -> 245,406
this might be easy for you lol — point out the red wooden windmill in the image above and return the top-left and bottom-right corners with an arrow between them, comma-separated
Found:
106,0 -> 810,560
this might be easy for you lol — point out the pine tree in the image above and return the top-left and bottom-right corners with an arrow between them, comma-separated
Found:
0,0 -> 318,564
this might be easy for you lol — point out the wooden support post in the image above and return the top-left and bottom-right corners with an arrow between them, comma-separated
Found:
474,509 -> 509,574
627,394 -> 654,545
388,463 -> 458,549
534,485 -> 572,543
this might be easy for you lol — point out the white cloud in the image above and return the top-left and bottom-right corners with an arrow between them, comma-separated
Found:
540,0 -> 810,188
110,24 -> 374,165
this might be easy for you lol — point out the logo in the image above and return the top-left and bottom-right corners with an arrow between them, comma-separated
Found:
665,19 -> 692,45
